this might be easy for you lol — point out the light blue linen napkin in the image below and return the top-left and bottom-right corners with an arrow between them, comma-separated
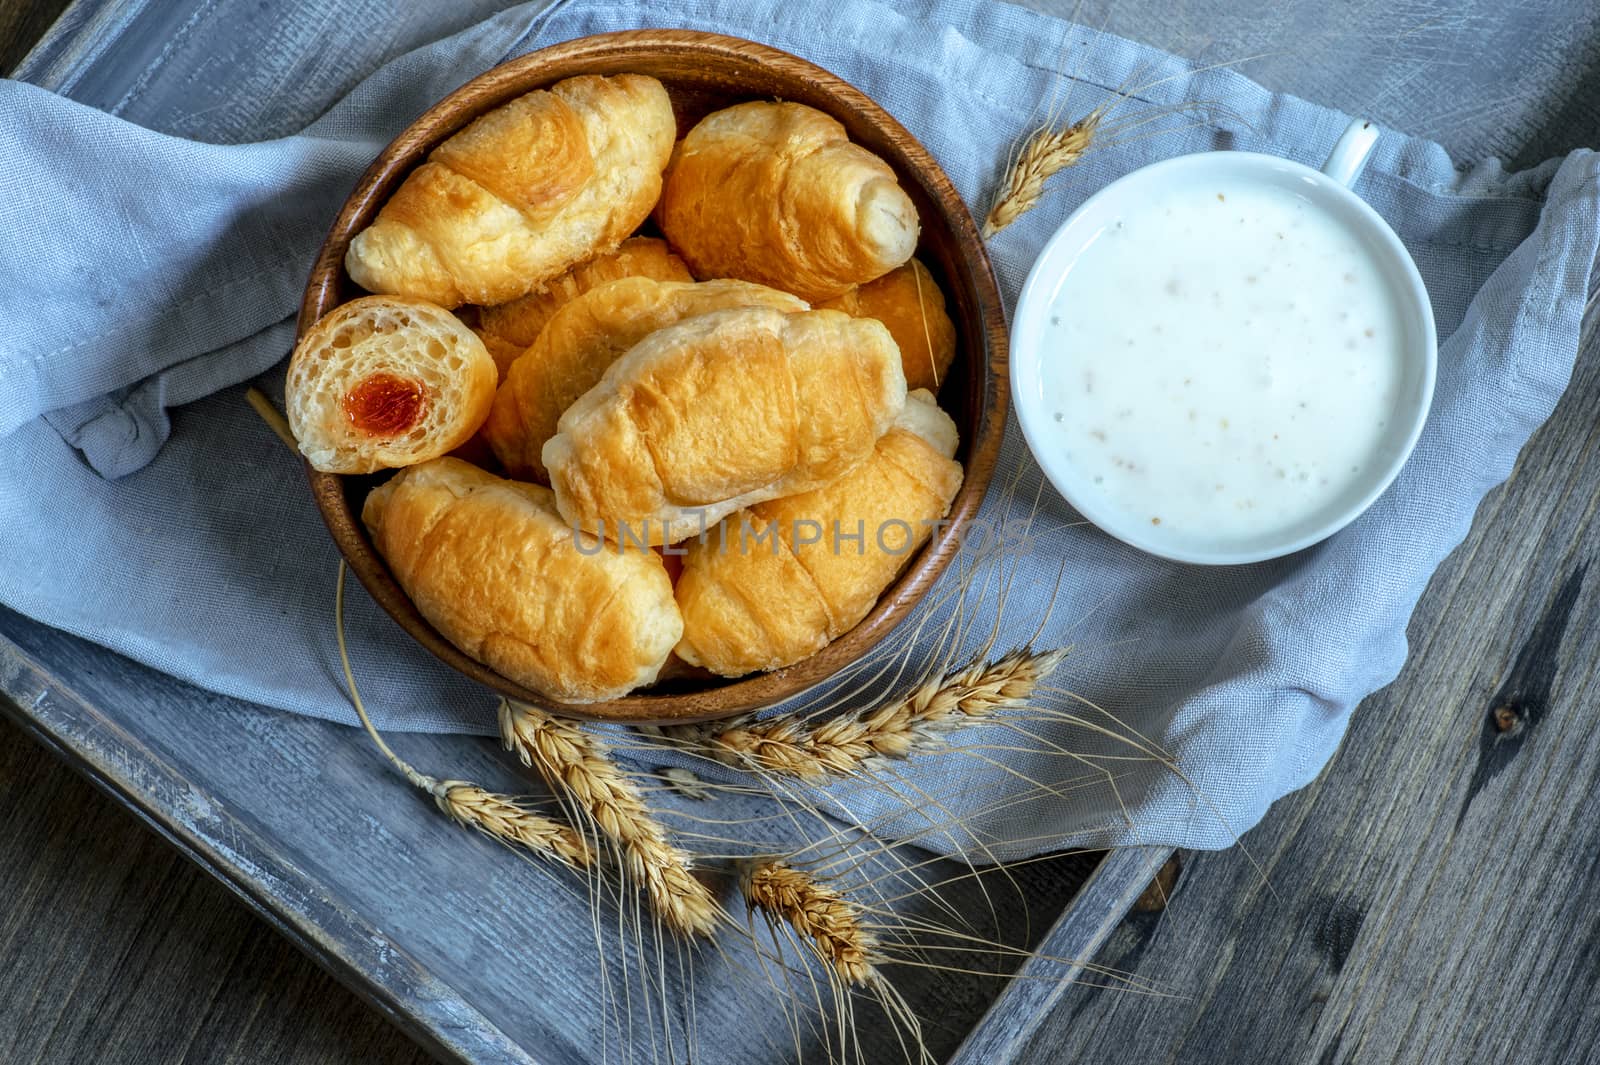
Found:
1,0 -> 1596,853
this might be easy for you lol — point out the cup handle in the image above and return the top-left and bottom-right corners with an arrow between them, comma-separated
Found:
1321,118 -> 1379,188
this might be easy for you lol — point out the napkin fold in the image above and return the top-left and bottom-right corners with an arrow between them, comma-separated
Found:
2,2 -> 564,473
1,0 -> 1596,854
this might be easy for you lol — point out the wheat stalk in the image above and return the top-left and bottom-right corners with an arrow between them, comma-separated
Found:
245,386 -> 298,450
743,860 -> 880,987
331,562 -> 589,869
500,698 -> 722,937
243,393 -> 592,871
697,648 -> 1068,782
432,781 -> 593,867
981,112 -> 1101,239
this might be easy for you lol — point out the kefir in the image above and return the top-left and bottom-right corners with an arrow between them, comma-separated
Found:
1040,180 -> 1407,553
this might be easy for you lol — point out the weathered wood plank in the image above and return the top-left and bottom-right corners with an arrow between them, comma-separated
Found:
950,847 -> 1175,1064
0,634 -> 539,1065
0,617 -> 1107,1063
1017,0 -> 1600,169
0,3 -> 1127,1061
0,714 -> 438,1065
5,1 -> 1600,1064
1005,287 -> 1600,1063
0,0 -> 69,73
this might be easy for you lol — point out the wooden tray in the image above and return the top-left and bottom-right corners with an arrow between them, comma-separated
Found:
3,2 -> 1162,1062
1,606 -> 1170,1063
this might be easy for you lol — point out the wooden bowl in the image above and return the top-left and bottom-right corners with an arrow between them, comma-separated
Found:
300,29 -> 1008,723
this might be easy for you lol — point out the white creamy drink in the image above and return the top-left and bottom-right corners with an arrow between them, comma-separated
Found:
1040,180 -> 1408,555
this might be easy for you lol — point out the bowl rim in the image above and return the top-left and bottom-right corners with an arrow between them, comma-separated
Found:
298,28 -> 1010,723
1009,148 -> 1438,566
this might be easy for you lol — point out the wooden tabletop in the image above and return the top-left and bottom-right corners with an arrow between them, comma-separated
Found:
3,2 -> 1598,1064
957,298 -> 1600,1063
0,717 -> 434,1065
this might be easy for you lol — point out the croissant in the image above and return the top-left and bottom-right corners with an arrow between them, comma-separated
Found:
472,237 -> 693,377
285,296 -> 496,474
656,101 -> 920,302
674,390 -> 963,676
819,259 -> 957,393
544,306 -> 907,546
346,74 -> 675,309
484,277 -> 808,483
362,458 -> 681,703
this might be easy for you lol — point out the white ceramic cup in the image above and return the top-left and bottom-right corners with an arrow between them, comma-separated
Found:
1010,119 -> 1438,565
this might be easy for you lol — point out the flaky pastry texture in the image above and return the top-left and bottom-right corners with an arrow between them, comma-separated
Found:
543,306 -> 907,546
346,74 -> 675,309
471,237 -> 693,377
657,101 -> 919,302
819,258 -> 956,393
362,458 -> 681,703
674,390 -> 963,676
484,277 -> 808,483
286,295 -> 496,474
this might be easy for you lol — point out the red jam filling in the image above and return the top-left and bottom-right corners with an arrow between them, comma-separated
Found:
343,374 -> 426,436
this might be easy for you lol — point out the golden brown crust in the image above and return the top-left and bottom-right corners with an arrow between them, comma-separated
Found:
672,514 -> 835,674
819,259 -> 956,393
674,391 -> 963,676
362,458 -> 682,702
346,74 -> 675,309
473,237 -> 694,380
285,296 -> 496,474
657,101 -> 920,303
483,277 -> 808,483
543,306 -> 907,546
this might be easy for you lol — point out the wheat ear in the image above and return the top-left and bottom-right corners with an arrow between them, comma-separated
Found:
699,648 -> 1068,782
499,699 -> 723,938
981,112 -> 1101,238
332,562 -> 590,868
743,861 -> 880,988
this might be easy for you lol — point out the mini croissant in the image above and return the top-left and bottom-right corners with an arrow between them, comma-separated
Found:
471,237 -> 693,377
346,74 -> 675,309
657,102 -> 920,302
674,390 -> 963,676
544,306 -> 907,546
363,458 -> 682,703
819,258 -> 957,393
484,277 -> 808,483
286,296 -> 497,474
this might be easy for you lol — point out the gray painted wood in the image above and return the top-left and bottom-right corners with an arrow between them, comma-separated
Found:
1016,0 -> 1600,170
0,630 -> 540,1065
15,0 -> 543,138
0,714 -> 437,1065
950,847 -> 1175,1063
0,608 -> 1111,1063
977,281 -> 1600,1065
5,0 -> 1600,1062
